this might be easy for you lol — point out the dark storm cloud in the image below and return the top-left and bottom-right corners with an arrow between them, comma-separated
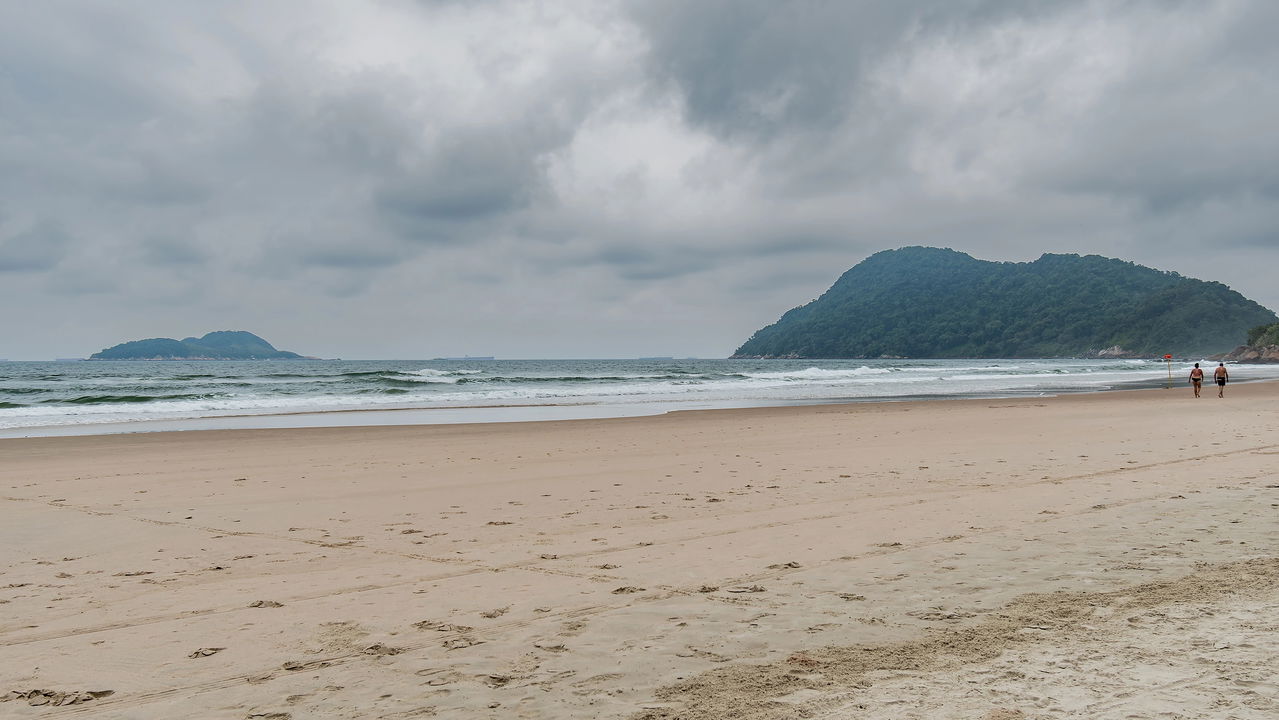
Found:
632,1 -> 914,139
375,127 -> 544,231
3,1 -> 1278,359
629,0 -> 1060,140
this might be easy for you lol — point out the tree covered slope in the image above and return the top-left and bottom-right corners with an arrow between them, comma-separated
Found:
733,247 -> 1277,358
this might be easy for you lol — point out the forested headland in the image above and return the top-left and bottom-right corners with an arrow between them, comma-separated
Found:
733,247 -> 1277,359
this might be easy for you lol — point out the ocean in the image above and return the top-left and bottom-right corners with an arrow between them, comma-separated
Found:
1,358 -> 1270,437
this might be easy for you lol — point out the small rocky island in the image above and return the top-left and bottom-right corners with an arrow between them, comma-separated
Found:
91,331 -> 306,360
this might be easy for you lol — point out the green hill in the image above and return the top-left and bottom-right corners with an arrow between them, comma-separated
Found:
732,247 -> 1277,359
91,331 -> 304,360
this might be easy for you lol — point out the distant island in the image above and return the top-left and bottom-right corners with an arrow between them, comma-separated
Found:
90,331 -> 307,360
733,247 -> 1278,359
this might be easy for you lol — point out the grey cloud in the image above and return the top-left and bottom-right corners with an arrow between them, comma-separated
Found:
3,1 -> 1279,359
629,0 -> 1054,141
0,223 -> 70,272
45,267 -> 119,296
238,77 -> 425,176
631,1 -> 908,138
595,231 -> 849,282
1023,21 -> 1279,216
634,0 -> 1279,272
140,237 -> 208,266
372,102 -> 589,242
375,131 -> 540,227
596,245 -> 717,282
299,246 -> 406,270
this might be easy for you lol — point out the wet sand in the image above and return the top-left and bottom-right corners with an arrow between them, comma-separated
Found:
3,382 -> 1278,718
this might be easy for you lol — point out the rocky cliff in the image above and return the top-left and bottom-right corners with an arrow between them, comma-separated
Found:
1216,322 -> 1279,363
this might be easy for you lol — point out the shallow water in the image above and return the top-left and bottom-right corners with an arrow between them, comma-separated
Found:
1,357 -> 1270,436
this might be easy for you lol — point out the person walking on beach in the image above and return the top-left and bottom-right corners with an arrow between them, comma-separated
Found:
1214,362 -> 1229,398
1189,363 -> 1204,398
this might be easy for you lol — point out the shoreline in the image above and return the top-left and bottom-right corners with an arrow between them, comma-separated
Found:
3,373 -> 1270,440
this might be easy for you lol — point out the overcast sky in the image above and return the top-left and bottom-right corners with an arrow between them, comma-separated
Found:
3,1 -> 1277,360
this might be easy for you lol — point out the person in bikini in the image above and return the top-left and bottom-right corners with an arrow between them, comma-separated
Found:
1189,363 -> 1204,397
1214,362 -> 1229,398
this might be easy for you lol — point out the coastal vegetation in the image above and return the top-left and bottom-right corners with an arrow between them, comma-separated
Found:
1247,322 -> 1279,348
1221,322 -> 1279,363
90,331 -> 304,360
733,247 -> 1277,359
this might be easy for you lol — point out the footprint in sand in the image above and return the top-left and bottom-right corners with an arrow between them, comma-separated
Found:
786,652 -> 822,668
188,647 -> 225,658
414,620 -> 473,632
480,606 -> 510,619
907,607 -> 977,621
805,623 -> 839,633
3,690 -> 114,707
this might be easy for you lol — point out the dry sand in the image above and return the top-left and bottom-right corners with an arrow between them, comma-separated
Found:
2,382 -> 1278,719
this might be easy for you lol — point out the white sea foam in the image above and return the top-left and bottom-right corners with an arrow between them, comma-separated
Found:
741,366 -> 892,380
3,357 -> 1276,434
409,368 -> 482,377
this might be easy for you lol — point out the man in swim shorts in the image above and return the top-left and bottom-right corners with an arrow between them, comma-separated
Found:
1189,362 -> 1204,398
1214,362 -> 1229,398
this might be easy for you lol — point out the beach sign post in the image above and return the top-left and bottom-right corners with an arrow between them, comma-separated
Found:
1164,354 -> 1173,388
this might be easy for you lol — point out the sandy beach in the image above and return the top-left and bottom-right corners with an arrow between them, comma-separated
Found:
3,382 -> 1278,719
